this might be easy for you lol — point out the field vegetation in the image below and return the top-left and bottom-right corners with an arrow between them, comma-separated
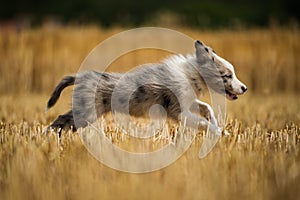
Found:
0,25 -> 299,200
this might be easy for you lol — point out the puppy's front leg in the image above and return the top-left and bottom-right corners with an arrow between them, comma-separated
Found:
190,99 -> 218,126
179,110 -> 220,135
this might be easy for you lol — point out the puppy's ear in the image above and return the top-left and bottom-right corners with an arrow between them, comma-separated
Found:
195,40 -> 209,61
195,40 -> 203,47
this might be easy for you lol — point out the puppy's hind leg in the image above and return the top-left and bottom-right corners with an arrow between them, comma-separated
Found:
47,110 -> 76,134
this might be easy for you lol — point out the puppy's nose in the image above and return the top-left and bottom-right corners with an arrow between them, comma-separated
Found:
241,86 -> 247,93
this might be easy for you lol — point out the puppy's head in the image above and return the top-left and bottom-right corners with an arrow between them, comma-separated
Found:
195,40 -> 247,100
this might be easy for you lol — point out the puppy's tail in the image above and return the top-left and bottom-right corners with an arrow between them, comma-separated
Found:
46,76 -> 75,111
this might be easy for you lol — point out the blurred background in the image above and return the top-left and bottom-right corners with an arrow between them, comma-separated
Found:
0,0 -> 299,28
0,0 -> 298,107
0,0 -> 299,96
0,2 -> 300,200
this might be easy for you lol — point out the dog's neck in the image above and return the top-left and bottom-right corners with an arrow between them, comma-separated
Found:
163,54 -> 207,95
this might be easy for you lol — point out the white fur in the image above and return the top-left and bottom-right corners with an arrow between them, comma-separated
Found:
214,53 -> 247,94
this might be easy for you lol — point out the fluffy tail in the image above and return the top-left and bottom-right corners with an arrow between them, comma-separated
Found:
46,76 -> 75,111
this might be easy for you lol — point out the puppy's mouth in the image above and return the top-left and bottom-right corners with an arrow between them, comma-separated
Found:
225,90 -> 238,100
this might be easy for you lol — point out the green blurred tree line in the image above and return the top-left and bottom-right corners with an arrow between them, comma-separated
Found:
0,0 -> 299,27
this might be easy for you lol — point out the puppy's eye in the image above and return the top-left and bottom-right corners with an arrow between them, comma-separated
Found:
222,74 -> 232,79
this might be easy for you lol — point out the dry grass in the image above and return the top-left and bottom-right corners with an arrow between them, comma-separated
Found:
0,25 -> 299,200
0,26 -> 299,94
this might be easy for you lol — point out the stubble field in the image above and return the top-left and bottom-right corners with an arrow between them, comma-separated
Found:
0,25 -> 299,200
